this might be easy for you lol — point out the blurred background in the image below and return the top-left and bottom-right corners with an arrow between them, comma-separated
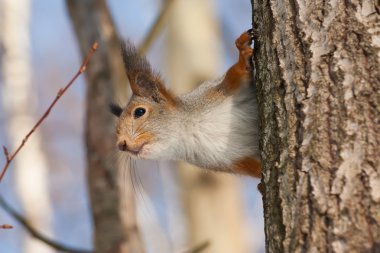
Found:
0,0 -> 264,252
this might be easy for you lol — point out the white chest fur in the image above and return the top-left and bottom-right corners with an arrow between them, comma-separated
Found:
174,83 -> 259,171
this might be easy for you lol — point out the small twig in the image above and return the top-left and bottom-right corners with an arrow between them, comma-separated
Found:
0,42 -> 98,182
138,0 -> 176,55
0,224 -> 13,229
2,146 -> 10,162
0,195 -> 92,253
183,241 -> 210,253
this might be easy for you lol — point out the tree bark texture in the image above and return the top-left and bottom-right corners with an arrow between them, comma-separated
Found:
253,0 -> 380,252
66,1 -> 144,253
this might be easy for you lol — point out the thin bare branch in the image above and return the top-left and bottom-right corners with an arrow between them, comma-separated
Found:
0,224 -> 13,229
138,0 -> 176,55
0,42 -> 98,182
0,195 -> 93,253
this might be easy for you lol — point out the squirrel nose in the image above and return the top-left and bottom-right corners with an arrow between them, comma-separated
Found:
117,140 -> 145,155
118,140 -> 128,151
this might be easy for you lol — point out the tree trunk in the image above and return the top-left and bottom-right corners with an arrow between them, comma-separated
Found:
253,0 -> 380,252
66,1 -> 145,252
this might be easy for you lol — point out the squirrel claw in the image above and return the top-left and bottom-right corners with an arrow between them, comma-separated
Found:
247,28 -> 256,44
247,28 -> 255,37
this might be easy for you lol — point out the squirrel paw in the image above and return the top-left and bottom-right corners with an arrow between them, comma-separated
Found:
247,28 -> 256,41
235,30 -> 253,50
235,30 -> 254,72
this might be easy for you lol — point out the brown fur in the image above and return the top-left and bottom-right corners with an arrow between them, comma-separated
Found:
154,76 -> 177,107
231,157 -> 261,178
116,131 -> 154,155
219,31 -> 254,94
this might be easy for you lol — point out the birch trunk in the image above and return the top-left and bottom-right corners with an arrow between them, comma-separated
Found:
253,0 -> 380,252
167,1 -> 250,252
0,1 -> 53,253
66,1 -> 145,252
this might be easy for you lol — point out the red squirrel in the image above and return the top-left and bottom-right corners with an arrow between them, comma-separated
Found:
111,30 -> 260,178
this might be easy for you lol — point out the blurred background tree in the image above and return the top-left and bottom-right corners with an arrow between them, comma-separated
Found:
0,0 -> 53,252
166,1 -> 250,253
0,0 -> 264,253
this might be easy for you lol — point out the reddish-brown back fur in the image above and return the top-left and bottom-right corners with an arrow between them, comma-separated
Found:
231,157 -> 261,178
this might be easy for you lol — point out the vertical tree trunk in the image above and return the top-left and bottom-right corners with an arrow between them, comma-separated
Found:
167,1 -> 250,252
253,0 -> 380,252
66,1 -> 145,252
0,1 -> 53,253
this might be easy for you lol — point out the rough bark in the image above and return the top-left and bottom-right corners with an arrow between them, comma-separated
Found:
66,1 -> 145,253
253,0 -> 380,252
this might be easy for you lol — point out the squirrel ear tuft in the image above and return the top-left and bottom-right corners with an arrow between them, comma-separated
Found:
110,103 -> 123,117
121,41 -> 151,95
133,72 -> 175,104
121,42 -> 176,105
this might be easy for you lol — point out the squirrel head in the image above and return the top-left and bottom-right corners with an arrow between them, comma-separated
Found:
111,42 -> 178,159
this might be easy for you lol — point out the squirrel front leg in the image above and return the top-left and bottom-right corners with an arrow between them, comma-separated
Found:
219,30 -> 254,94
219,30 -> 261,179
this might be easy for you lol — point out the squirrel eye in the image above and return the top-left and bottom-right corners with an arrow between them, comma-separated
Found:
133,107 -> 146,118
